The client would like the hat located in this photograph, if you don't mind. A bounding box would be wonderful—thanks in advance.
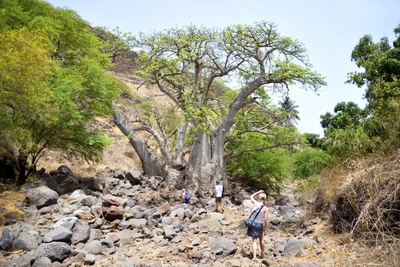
[216,180,220,185]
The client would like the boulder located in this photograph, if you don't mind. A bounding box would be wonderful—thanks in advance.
[0,227,13,251]
[125,168,142,184]
[26,186,58,208]
[11,231,38,252]
[71,219,90,245]
[34,242,71,262]
[102,194,125,221]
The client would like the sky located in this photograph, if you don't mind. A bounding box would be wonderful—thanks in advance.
[47,0,400,136]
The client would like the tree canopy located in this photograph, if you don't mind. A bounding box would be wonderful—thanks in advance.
[317,24,400,158]
[0,0,124,182]
[114,21,327,194]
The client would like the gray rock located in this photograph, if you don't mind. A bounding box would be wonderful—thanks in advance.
[209,237,237,256]
[26,186,58,208]
[5,252,33,267]
[69,189,86,200]
[161,216,174,225]
[58,165,74,176]
[171,207,185,219]
[34,242,71,262]
[84,253,96,265]
[163,228,177,241]
[11,231,38,252]
[152,210,162,219]
[282,238,316,258]
[125,168,142,184]
[32,256,52,267]
[83,240,103,255]
[71,219,90,245]
[3,212,18,225]
[54,216,78,231]
[0,227,13,251]
[105,177,120,187]
[44,226,72,242]
[124,218,147,229]
[275,195,291,206]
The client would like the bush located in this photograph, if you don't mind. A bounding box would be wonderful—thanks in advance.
[227,147,290,193]
[292,149,331,180]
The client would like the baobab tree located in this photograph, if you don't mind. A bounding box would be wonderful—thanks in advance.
[113,21,326,196]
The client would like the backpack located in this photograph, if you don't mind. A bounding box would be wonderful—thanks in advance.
[185,192,191,202]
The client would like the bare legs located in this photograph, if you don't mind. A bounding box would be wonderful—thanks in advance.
[216,200,220,212]
[215,197,224,212]
[259,235,265,258]
[251,236,265,259]
[251,237,257,259]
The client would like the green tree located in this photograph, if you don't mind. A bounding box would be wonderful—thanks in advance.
[114,21,326,195]
[319,101,377,157]
[91,26,136,63]
[0,0,124,182]
[346,24,400,151]
[320,101,367,131]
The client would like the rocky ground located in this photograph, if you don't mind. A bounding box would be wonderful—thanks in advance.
[0,163,389,267]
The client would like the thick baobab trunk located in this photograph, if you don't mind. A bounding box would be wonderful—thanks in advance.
[113,109,166,177]
[185,128,227,197]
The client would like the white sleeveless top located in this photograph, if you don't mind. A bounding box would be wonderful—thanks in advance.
[249,204,265,224]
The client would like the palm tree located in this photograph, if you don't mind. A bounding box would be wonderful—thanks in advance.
[278,96,300,126]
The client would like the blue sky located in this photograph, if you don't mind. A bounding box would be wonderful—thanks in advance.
[47,0,400,136]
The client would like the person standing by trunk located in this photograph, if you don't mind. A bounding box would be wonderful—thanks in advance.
[181,189,188,208]
[215,180,224,212]
[247,190,268,259]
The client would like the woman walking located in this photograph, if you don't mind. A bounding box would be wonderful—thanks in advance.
[247,190,268,259]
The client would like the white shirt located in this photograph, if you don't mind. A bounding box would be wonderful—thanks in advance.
[250,204,265,224]
[215,184,223,197]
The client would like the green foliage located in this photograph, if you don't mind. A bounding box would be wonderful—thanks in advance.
[91,26,136,65]
[226,131,294,193]
[0,0,124,180]
[227,147,290,193]
[134,21,326,133]
[320,101,367,130]
[321,24,400,157]
[0,27,53,144]
[303,133,325,149]
[291,148,331,180]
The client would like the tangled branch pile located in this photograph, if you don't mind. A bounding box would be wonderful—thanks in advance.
[331,155,400,242]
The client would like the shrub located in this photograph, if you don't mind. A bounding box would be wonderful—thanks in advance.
[292,148,331,180]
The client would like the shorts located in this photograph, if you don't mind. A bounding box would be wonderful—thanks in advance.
[215,197,222,203]
[247,222,264,238]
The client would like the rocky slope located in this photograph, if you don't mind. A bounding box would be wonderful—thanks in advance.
[0,163,387,267]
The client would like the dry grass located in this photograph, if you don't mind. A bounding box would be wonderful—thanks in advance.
[306,151,400,266]
[0,191,25,226]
